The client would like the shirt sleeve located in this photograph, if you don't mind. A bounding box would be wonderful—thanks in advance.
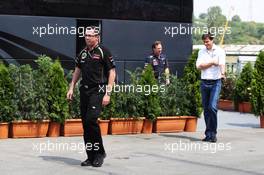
[218,49,226,66]
[102,47,116,72]
[144,56,151,68]
[165,58,169,69]
[196,50,203,69]
[75,52,81,68]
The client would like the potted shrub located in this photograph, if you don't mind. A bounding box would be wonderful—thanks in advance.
[109,86,144,135]
[234,62,253,113]
[157,76,190,133]
[9,64,49,138]
[136,65,161,133]
[182,49,202,132]
[251,51,264,128]
[33,56,57,136]
[107,68,145,135]
[0,63,14,139]
[126,69,145,133]
[47,60,70,136]
[218,73,236,111]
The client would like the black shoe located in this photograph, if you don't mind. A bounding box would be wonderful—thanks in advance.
[210,137,217,143]
[202,136,211,142]
[92,153,106,167]
[81,159,92,166]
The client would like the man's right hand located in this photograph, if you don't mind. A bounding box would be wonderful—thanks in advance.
[67,89,74,101]
[211,58,219,66]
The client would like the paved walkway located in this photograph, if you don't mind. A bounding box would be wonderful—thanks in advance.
[0,110,263,175]
[197,110,260,130]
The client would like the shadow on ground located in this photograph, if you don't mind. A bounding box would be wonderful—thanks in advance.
[227,123,259,128]
[39,156,80,166]
[159,134,202,142]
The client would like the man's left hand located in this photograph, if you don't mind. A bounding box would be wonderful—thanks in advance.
[221,73,226,80]
[166,79,170,85]
[102,95,110,106]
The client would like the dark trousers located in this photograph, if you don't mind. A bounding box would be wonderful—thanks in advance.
[201,79,221,138]
[80,86,105,161]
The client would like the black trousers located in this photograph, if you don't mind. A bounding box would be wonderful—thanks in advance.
[80,86,105,161]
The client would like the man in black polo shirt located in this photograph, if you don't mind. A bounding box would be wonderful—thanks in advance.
[145,41,170,84]
[67,26,116,167]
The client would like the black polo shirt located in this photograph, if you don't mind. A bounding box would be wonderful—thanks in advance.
[75,45,115,87]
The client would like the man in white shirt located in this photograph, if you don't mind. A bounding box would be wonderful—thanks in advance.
[196,33,226,142]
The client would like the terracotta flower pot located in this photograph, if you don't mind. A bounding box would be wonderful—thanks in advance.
[98,119,109,136]
[47,122,61,137]
[218,99,234,111]
[61,119,83,137]
[62,119,110,137]
[238,102,252,113]
[153,116,186,133]
[109,118,145,135]
[11,120,49,138]
[0,123,9,139]
[260,116,264,128]
[142,119,153,134]
[182,116,198,132]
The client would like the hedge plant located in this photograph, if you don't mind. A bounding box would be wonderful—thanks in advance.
[251,51,264,117]
[139,64,161,121]
[183,49,202,117]
[47,60,69,123]
[220,73,236,101]
[160,75,191,116]
[9,64,37,121]
[126,69,144,118]
[234,62,253,109]
[0,63,15,122]
[33,55,53,120]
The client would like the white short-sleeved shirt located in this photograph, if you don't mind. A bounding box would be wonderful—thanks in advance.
[196,44,226,80]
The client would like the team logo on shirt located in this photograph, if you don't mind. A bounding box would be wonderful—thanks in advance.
[153,59,159,66]
[92,54,101,60]
[81,52,87,59]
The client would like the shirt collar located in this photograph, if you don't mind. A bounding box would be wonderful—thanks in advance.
[206,44,216,52]
[152,53,162,59]
[212,44,217,50]
[86,44,99,52]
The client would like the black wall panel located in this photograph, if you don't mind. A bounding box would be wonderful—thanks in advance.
[0,0,193,23]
